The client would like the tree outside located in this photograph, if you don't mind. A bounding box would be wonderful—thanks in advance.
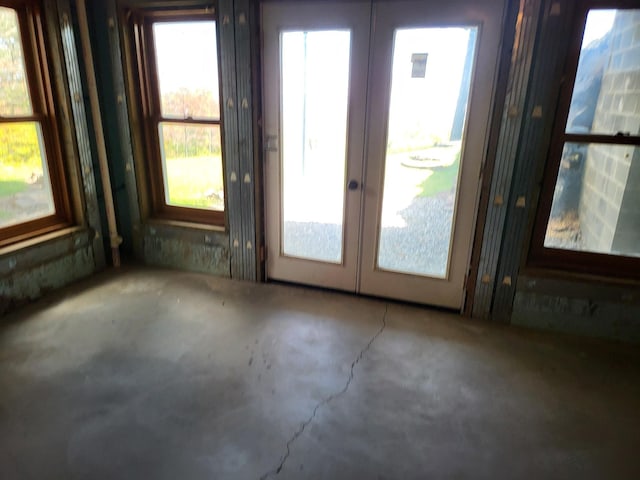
[1,7,54,227]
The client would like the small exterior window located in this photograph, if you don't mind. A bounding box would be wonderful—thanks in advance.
[530,5,640,277]
[0,1,70,247]
[132,9,225,226]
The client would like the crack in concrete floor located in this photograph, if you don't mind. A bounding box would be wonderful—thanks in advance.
[259,304,389,479]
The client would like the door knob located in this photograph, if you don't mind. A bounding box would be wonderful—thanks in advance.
[347,179,359,190]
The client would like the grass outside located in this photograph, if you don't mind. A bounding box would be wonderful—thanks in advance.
[417,155,460,197]
[164,155,224,210]
[0,180,28,197]
[0,162,38,198]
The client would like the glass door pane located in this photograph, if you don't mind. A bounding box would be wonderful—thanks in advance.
[280,30,351,263]
[377,27,477,278]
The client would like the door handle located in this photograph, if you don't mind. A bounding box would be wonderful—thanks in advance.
[347,179,359,190]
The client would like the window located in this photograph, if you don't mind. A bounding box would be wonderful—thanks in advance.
[530,4,640,277]
[0,1,70,247]
[132,8,225,225]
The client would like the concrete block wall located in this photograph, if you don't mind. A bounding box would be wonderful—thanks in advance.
[579,10,640,254]
[579,144,632,251]
[612,148,640,253]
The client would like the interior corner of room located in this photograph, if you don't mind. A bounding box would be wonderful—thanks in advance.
[1,1,640,477]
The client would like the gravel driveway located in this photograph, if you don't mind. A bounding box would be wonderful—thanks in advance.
[283,190,455,277]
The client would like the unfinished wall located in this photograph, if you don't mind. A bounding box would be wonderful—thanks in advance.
[0,230,96,315]
[512,275,640,343]
[91,0,256,279]
[507,2,640,343]
[0,0,104,316]
[471,0,640,342]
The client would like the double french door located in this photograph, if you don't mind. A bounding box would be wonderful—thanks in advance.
[262,0,505,309]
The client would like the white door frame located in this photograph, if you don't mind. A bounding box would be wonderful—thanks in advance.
[262,1,371,291]
[262,0,506,309]
[358,0,506,308]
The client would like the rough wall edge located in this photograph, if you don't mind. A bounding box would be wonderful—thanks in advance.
[234,0,258,281]
[492,0,576,322]
[512,290,640,344]
[517,273,640,302]
[219,0,243,279]
[0,245,95,317]
[472,0,544,319]
[0,228,91,276]
[56,0,106,269]
[105,0,144,259]
[142,235,230,277]
[143,223,228,247]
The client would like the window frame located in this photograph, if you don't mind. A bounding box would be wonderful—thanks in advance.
[528,0,640,279]
[0,0,71,247]
[131,7,226,227]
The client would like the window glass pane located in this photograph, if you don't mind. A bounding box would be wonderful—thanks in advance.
[158,122,223,211]
[153,21,220,120]
[0,7,33,116]
[566,9,640,135]
[280,30,351,263]
[545,142,640,257]
[377,27,477,278]
[0,122,55,227]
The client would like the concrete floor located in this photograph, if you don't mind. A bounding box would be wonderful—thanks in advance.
[1,268,639,479]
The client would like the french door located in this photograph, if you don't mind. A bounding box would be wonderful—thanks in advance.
[262,0,505,309]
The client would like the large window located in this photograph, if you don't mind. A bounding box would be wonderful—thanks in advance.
[530,4,640,277]
[0,1,70,247]
[132,9,225,226]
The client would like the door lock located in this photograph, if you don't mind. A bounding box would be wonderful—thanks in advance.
[347,179,359,190]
